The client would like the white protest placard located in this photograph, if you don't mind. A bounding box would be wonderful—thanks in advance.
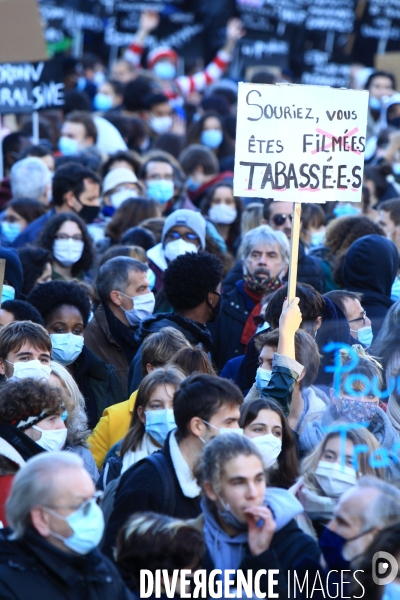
[234,83,369,203]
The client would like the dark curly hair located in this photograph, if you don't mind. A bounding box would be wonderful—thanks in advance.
[34,212,94,276]
[26,280,91,327]
[0,378,65,425]
[17,247,51,296]
[163,252,223,311]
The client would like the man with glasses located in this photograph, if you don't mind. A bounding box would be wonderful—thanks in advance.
[324,290,373,347]
[147,208,206,293]
[263,199,324,292]
[0,453,131,599]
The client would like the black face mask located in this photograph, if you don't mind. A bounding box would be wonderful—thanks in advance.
[388,117,400,130]
[77,203,99,225]
[207,290,221,323]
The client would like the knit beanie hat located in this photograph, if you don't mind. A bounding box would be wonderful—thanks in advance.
[162,209,206,250]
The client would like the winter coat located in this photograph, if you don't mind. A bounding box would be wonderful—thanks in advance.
[208,282,256,371]
[222,242,325,295]
[199,488,320,599]
[102,431,201,560]
[342,234,398,337]
[70,345,124,430]
[0,528,132,600]
[84,305,135,396]
[128,313,213,394]
[88,391,137,468]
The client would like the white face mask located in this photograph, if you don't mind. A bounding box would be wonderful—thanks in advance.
[53,239,84,268]
[150,115,173,135]
[251,434,282,468]
[110,188,137,209]
[315,460,358,498]
[164,239,198,262]
[7,360,51,382]
[120,291,155,325]
[208,204,237,225]
[31,425,68,452]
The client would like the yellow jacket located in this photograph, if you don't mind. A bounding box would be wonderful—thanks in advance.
[88,390,137,468]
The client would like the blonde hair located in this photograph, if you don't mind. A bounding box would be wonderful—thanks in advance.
[301,428,385,495]
[50,361,90,446]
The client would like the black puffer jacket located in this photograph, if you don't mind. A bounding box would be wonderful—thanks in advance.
[70,346,124,430]
[223,242,325,294]
[0,528,132,600]
[342,234,398,337]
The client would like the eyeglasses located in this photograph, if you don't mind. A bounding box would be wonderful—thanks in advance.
[165,231,200,244]
[46,490,103,515]
[272,214,293,227]
[55,234,83,242]
[348,311,367,326]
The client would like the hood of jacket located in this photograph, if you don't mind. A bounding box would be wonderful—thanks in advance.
[134,312,213,352]
[342,234,398,297]
[201,487,304,573]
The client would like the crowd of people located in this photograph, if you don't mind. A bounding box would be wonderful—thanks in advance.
[1,8,400,600]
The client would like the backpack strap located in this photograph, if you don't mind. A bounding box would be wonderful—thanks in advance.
[145,452,175,515]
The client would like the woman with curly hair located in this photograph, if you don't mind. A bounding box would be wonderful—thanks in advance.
[34,212,94,282]
[309,215,385,291]
[48,361,98,482]
[0,378,66,524]
[27,280,124,429]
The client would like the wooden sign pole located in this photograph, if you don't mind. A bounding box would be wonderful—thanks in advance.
[287,203,302,303]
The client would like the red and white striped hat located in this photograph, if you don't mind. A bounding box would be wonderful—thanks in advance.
[147,47,178,69]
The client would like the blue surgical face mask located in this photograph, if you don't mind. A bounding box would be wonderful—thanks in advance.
[310,230,326,247]
[50,332,84,366]
[147,268,156,291]
[145,408,176,445]
[110,188,137,209]
[2,221,21,243]
[200,129,223,149]
[2,284,15,304]
[45,498,104,555]
[58,136,79,156]
[333,203,361,218]
[146,179,174,204]
[356,325,373,347]
[153,61,176,80]
[392,163,400,176]
[255,366,272,391]
[120,291,155,325]
[369,96,382,111]
[76,77,86,91]
[93,92,113,112]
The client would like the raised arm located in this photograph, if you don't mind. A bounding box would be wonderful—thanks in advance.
[124,11,160,66]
